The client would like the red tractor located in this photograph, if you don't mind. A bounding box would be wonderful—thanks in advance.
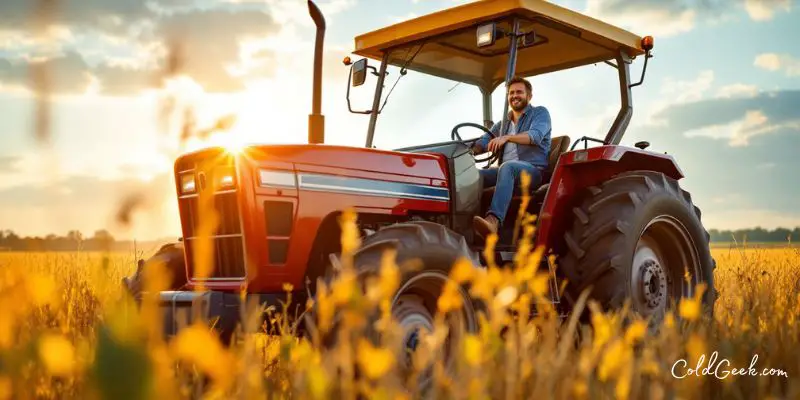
[126,0,716,347]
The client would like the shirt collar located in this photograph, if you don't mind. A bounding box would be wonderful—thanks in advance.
[507,103,534,121]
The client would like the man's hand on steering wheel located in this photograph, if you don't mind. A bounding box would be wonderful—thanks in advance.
[451,122,499,164]
[487,136,509,153]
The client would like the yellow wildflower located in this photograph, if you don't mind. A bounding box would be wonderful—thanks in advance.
[679,297,701,321]
[450,257,475,284]
[463,334,483,366]
[357,339,394,380]
[624,320,648,344]
[686,334,706,369]
[0,376,11,400]
[171,323,234,387]
[437,280,463,313]
[306,365,329,400]
[39,334,76,377]
[531,273,550,298]
[572,381,588,398]
[679,283,707,322]
[378,253,400,298]
[598,339,629,381]
[493,285,518,309]
[27,274,57,307]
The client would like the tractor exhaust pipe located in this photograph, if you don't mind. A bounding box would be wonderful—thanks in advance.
[307,0,325,144]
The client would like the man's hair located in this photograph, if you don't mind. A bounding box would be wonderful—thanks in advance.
[506,76,532,94]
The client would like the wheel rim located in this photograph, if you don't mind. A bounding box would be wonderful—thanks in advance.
[391,270,476,385]
[631,215,700,324]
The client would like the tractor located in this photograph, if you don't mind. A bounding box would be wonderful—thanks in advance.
[125,0,716,354]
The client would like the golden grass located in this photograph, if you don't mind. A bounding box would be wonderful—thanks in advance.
[1,237,799,399]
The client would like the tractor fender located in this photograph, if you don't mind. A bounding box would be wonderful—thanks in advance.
[535,145,684,254]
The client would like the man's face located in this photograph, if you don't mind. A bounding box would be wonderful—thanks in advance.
[507,82,531,112]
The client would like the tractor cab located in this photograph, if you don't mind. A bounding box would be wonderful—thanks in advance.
[343,0,653,246]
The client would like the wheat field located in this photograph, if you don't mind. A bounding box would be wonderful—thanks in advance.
[0,221,799,400]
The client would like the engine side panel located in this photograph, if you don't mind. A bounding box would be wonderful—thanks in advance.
[177,145,454,293]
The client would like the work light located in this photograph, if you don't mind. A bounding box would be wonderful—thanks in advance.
[477,23,496,47]
[180,174,196,194]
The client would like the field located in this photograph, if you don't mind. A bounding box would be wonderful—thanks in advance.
[1,228,799,399]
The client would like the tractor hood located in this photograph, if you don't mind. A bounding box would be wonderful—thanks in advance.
[249,144,448,183]
[174,144,450,186]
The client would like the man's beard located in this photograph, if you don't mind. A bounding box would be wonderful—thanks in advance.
[510,97,527,111]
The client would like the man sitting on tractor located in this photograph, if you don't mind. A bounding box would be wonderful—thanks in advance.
[471,76,552,238]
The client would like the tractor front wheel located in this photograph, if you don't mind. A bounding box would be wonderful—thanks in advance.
[305,221,484,390]
[559,171,716,326]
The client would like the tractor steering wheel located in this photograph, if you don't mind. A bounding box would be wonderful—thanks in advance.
[451,122,498,164]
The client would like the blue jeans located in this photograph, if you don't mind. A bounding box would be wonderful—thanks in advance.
[479,160,544,224]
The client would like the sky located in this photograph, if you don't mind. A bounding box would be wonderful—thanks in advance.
[0,0,798,240]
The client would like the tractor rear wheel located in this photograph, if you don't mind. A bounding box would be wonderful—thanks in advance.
[305,221,484,390]
[559,171,716,326]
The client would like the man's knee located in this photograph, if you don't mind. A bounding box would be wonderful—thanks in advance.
[498,160,527,178]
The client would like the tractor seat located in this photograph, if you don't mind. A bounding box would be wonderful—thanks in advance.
[481,135,571,199]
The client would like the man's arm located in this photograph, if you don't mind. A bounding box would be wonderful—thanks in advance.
[517,107,551,146]
[472,122,500,154]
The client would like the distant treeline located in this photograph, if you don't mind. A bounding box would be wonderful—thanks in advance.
[0,229,173,253]
[709,227,800,244]
[1,227,799,252]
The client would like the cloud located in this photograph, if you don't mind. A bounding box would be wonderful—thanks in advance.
[715,83,760,98]
[583,0,794,37]
[0,5,285,95]
[0,0,155,38]
[683,109,800,147]
[0,51,92,94]
[155,8,281,92]
[0,156,19,173]
[754,53,800,76]
[744,0,793,21]
[652,89,800,145]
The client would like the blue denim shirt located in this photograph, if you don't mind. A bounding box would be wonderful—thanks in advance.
[476,104,552,168]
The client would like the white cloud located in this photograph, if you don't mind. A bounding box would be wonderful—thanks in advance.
[583,0,793,37]
[390,12,419,23]
[645,70,714,127]
[744,0,793,21]
[754,53,800,76]
[661,70,715,103]
[715,83,759,99]
[584,0,697,37]
[683,109,800,147]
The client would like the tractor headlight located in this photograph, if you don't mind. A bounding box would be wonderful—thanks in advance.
[216,167,236,190]
[258,169,297,189]
[180,173,196,194]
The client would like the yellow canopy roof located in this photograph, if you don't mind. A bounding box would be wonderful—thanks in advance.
[352,0,648,89]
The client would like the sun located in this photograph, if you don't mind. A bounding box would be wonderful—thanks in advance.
[219,134,248,154]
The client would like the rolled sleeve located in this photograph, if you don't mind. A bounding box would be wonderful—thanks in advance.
[523,107,551,146]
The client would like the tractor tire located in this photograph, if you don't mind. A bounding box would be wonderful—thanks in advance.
[304,221,484,390]
[558,171,716,326]
[123,242,187,300]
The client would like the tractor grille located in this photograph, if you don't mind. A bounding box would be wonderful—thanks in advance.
[177,151,246,280]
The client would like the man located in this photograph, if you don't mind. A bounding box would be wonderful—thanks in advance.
[471,76,551,238]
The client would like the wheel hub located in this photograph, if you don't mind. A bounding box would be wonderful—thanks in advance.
[393,296,435,365]
[639,259,666,309]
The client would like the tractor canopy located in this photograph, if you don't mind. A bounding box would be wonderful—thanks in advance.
[352,0,648,91]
